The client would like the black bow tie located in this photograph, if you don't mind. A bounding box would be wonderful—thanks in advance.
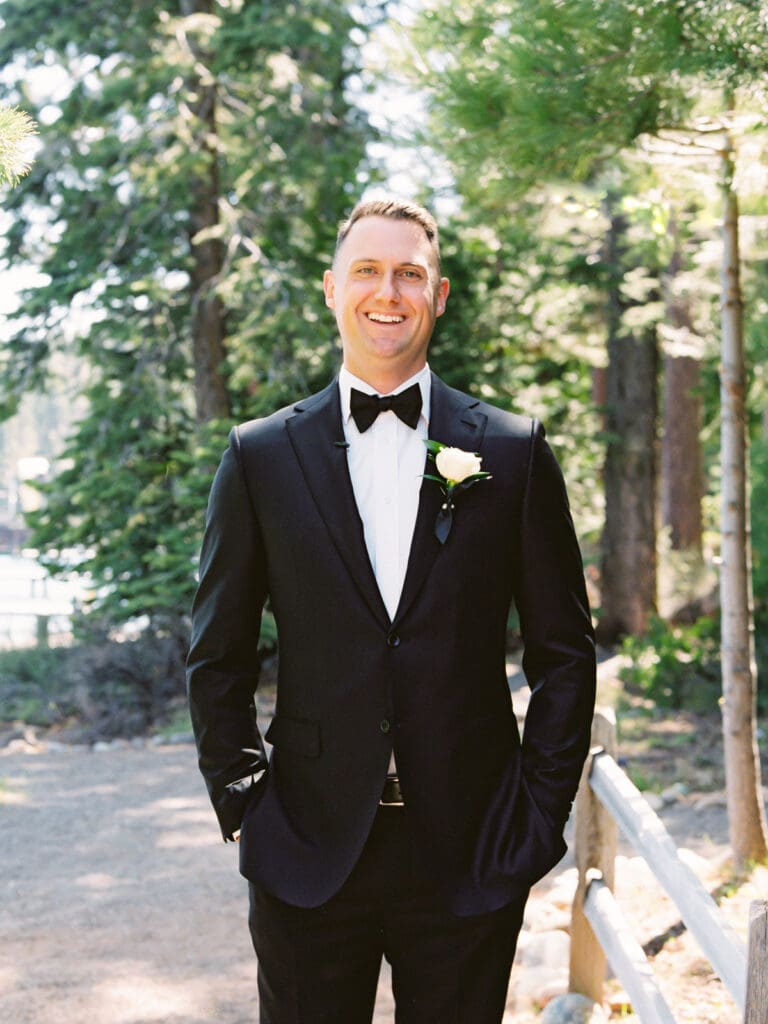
[349,383,423,433]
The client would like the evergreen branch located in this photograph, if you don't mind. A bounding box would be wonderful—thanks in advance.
[0,105,37,187]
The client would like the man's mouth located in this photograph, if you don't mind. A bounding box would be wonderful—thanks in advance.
[366,312,406,324]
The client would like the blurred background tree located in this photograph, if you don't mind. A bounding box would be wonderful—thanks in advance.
[0,0,382,654]
[396,0,768,862]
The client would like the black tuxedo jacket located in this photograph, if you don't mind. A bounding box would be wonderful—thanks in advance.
[187,373,596,916]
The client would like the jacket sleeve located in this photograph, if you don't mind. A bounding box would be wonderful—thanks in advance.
[514,420,596,833]
[186,427,269,840]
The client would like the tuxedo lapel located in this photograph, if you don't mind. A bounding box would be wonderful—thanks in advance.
[391,374,488,628]
[285,381,390,628]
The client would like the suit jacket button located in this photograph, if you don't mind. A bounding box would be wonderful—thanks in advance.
[380,719,391,734]
[386,632,401,648]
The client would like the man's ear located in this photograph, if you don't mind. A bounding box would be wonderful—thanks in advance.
[435,276,450,318]
[323,269,336,310]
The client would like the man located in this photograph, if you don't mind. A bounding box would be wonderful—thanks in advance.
[187,197,596,1023]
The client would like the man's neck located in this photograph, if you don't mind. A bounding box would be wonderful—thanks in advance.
[342,361,428,396]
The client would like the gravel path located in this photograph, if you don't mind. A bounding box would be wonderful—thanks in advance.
[2,740,267,1024]
[0,738,410,1023]
[0,719,738,1024]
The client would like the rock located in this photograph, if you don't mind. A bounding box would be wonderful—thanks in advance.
[148,731,194,746]
[512,929,571,1009]
[512,963,570,1010]
[546,867,579,910]
[694,790,727,811]
[1,723,40,751]
[615,854,655,888]
[164,731,194,745]
[5,726,43,753]
[0,725,25,749]
[91,738,134,752]
[660,781,687,805]
[525,902,572,934]
[518,928,570,969]
[540,992,609,1023]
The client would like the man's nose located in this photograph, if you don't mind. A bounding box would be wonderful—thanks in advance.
[375,270,400,301]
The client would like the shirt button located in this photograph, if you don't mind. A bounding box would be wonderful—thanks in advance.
[386,633,401,648]
[380,719,391,734]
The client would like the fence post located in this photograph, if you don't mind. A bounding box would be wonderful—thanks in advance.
[569,706,618,1003]
[36,613,49,648]
[744,900,768,1023]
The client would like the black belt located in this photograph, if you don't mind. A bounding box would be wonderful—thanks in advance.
[380,775,404,806]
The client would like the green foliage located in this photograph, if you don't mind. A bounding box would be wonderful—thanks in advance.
[0,0,380,638]
[0,632,186,736]
[26,361,206,631]
[400,0,768,617]
[407,0,768,203]
[0,647,76,725]
[620,614,721,711]
[752,434,768,614]
[751,433,768,703]
[428,196,606,536]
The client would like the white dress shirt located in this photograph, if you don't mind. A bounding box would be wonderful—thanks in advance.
[338,364,431,622]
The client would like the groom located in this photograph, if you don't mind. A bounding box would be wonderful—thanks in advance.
[187,197,596,1023]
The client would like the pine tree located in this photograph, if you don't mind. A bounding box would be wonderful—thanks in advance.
[402,0,768,863]
[0,0,379,638]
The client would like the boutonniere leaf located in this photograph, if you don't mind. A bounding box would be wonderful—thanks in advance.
[423,440,491,544]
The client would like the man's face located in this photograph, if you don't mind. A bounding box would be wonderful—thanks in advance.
[323,215,450,389]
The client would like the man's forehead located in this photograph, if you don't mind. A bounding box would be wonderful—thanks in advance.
[336,215,436,266]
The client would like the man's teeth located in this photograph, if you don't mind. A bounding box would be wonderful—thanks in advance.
[367,313,405,323]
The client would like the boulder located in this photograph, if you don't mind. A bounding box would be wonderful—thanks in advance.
[540,992,608,1023]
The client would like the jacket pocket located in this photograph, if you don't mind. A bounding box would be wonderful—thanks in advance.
[264,715,321,758]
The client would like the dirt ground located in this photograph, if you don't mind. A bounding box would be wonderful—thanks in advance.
[0,713,763,1023]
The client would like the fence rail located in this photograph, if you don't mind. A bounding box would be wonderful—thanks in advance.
[569,707,766,1023]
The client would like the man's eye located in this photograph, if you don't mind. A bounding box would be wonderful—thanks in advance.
[401,270,421,280]
[357,266,375,275]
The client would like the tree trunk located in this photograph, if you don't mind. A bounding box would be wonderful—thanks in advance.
[718,136,768,866]
[597,202,658,643]
[661,219,704,555]
[183,0,230,424]
[662,355,703,550]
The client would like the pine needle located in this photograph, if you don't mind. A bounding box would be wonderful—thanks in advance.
[0,105,38,187]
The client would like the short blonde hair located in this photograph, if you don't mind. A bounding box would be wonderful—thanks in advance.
[334,197,441,272]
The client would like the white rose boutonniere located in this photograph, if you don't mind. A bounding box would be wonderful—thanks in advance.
[424,439,491,544]
[435,447,483,484]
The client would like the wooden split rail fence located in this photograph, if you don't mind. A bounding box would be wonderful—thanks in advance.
[569,707,767,1022]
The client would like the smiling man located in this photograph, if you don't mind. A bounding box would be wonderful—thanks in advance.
[323,210,449,392]
[187,197,596,1024]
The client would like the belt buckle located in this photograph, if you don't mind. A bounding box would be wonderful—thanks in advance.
[379,775,404,806]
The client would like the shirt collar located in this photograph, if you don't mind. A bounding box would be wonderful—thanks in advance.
[338,364,431,427]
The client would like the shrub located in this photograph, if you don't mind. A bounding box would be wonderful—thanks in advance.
[0,632,186,738]
[620,614,721,712]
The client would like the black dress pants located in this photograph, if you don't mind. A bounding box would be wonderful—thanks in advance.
[248,805,527,1024]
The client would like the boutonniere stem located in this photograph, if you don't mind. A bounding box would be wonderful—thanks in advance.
[423,440,491,544]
